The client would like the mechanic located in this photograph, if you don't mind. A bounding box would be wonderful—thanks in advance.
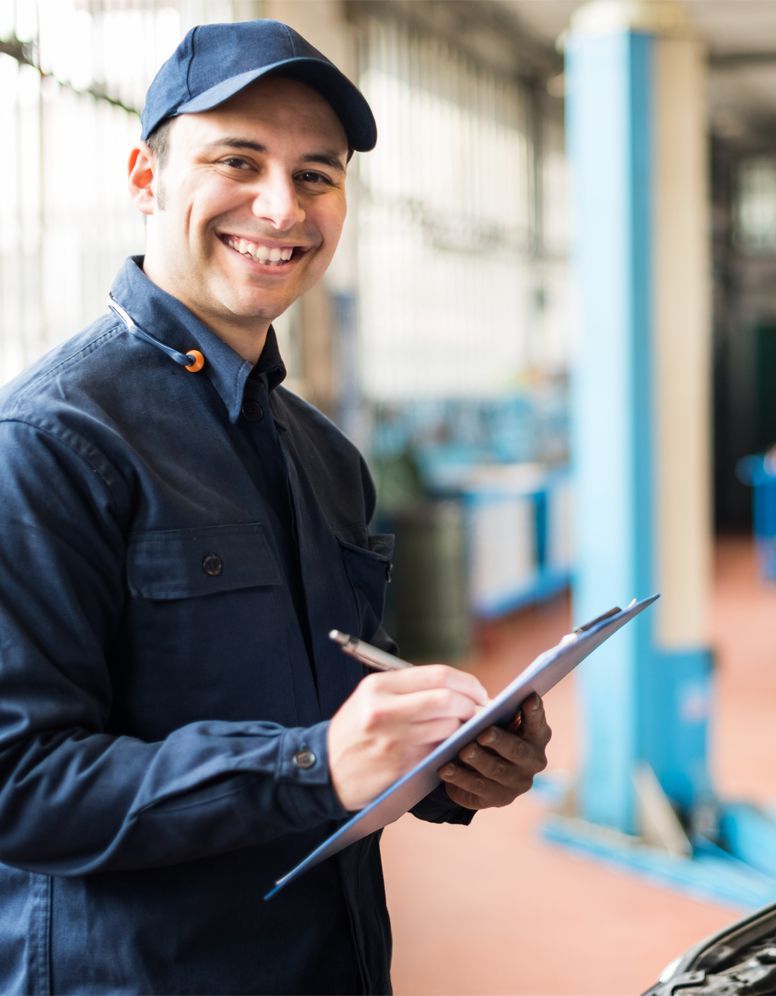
[0,19,551,994]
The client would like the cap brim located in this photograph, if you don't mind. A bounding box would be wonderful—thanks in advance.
[174,56,377,151]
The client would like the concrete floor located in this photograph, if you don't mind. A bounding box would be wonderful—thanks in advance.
[380,536,776,995]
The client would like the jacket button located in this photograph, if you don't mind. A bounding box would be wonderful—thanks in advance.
[293,748,317,770]
[241,400,264,421]
[202,553,223,577]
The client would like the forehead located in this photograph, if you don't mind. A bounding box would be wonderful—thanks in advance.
[169,75,349,156]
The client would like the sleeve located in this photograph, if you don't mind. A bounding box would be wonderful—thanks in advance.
[411,786,476,826]
[0,419,348,877]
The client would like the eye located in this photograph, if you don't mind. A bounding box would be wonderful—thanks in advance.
[219,156,254,172]
[297,170,333,187]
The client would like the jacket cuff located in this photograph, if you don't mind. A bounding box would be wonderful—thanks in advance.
[275,721,350,824]
[410,782,476,825]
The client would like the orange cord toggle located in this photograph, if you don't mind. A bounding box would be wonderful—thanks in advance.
[185,350,205,373]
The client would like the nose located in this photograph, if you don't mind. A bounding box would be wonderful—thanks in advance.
[251,168,305,231]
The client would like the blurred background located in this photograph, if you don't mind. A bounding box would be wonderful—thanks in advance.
[2,0,776,992]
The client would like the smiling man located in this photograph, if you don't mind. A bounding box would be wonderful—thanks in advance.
[0,19,551,996]
[134,76,349,361]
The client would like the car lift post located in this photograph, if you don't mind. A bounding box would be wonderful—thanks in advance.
[545,0,776,910]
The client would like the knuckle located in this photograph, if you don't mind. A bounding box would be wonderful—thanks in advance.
[361,701,388,732]
[493,759,509,781]
[461,745,479,765]
[439,687,455,708]
[513,775,533,798]
[368,673,391,692]
[438,688,460,713]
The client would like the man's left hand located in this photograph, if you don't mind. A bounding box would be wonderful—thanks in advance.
[437,693,551,810]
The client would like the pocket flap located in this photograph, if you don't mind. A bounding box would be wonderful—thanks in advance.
[127,523,281,599]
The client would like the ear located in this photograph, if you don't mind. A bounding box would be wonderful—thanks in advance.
[128,143,160,216]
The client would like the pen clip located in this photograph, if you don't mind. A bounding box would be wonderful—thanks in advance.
[574,606,621,634]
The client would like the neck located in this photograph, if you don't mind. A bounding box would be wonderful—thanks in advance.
[204,321,270,365]
[141,256,270,364]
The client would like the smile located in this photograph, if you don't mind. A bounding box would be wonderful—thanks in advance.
[220,234,298,265]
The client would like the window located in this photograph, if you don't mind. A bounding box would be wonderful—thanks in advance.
[735,157,776,254]
[0,0,250,382]
[355,6,571,401]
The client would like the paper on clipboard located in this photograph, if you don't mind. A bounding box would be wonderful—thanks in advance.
[265,592,660,899]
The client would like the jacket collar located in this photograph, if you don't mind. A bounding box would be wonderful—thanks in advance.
[109,256,287,422]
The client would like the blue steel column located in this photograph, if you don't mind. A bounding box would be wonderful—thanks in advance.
[565,3,712,834]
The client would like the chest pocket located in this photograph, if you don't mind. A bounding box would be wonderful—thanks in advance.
[127,523,281,599]
[120,523,294,737]
[338,533,394,640]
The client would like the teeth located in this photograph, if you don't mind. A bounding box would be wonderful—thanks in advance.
[225,236,294,264]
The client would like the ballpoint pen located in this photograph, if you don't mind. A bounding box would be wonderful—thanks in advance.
[328,630,414,671]
[328,629,529,735]
[328,629,524,729]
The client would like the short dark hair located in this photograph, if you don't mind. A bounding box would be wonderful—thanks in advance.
[145,118,173,166]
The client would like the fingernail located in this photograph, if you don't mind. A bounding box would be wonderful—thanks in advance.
[479,730,496,746]
[439,765,456,778]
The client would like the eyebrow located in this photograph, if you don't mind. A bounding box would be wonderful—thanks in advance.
[203,137,347,173]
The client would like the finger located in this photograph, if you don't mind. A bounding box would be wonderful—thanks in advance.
[473,727,550,781]
[437,764,516,810]
[411,715,473,746]
[477,706,551,757]
[445,784,514,810]
[381,691,480,734]
[369,665,488,706]
[364,683,486,726]
[442,783,506,811]
[407,686,484,723]
[463,730,548,787]
[517,694,552,745]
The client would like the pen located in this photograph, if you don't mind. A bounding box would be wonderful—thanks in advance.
[328,630,414,671]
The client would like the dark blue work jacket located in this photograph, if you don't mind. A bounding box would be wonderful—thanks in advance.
[0,258,470,995]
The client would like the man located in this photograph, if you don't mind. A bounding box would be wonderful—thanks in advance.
[0,19,551,995]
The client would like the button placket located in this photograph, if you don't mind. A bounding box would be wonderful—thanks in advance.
[241,398,264,422]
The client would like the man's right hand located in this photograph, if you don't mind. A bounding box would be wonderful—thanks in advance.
[327,665,489,812]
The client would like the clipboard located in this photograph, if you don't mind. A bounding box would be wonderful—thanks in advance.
[265,592,659,899]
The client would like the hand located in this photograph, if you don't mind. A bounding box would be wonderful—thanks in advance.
[437,693,551,810]
[328,665,489,812]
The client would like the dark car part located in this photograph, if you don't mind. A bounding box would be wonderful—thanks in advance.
[641,902,776,994]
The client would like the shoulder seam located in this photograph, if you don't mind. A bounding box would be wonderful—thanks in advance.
[3,322,123,412]
[0,415,117,492]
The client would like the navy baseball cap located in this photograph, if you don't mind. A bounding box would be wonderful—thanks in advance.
[140,19,377,152]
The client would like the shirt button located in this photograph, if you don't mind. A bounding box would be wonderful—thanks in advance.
[202,553,223,577]
[241,399,264,421]
[293,748,317,770]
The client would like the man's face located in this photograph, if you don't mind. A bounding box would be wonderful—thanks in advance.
[134,75,349,358]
